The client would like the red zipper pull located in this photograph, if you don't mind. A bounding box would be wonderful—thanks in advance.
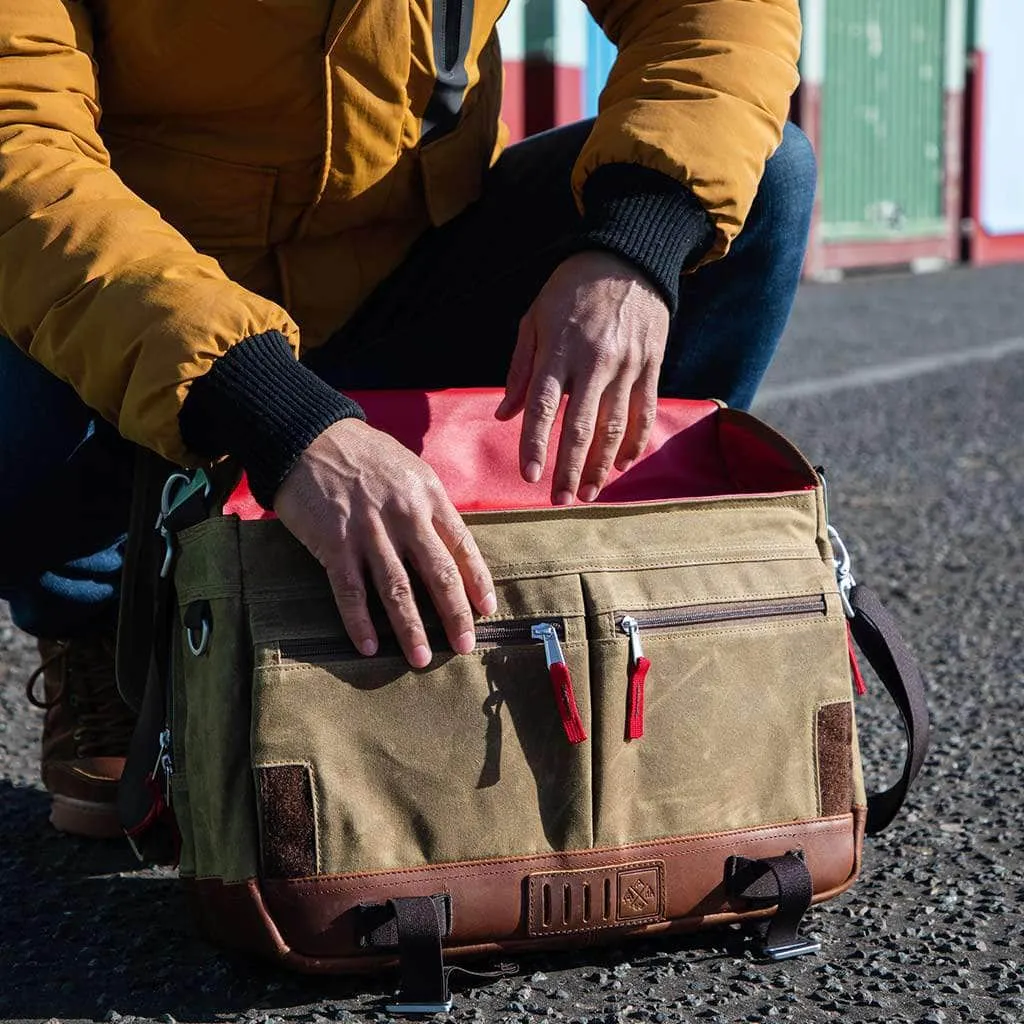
[846,623,867,696]
[620,616,650,739]
[532,623,587,744]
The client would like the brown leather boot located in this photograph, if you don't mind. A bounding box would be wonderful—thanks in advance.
[26,635,136,838]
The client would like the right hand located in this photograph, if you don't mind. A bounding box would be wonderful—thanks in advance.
[274,419,497,668]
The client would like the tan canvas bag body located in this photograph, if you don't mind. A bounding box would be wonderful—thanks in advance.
[117,394,928,1010]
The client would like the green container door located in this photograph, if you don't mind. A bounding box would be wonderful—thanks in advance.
[819,0,948,242]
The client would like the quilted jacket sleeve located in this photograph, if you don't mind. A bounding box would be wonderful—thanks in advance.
[0,0,299,464]
[578,0,802,264]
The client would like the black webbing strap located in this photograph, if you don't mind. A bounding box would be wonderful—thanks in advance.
[361,895,516,1012]
[365,896,452,1013]
[725,852,820,960]
[849,584,931,834]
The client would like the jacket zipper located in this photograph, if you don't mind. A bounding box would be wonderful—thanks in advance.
[277,619,586,746]
[617,595,828,741]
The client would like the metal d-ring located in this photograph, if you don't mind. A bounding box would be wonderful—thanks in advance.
[186,615,211,657]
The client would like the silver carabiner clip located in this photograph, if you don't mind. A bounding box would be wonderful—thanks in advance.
[827,524,857,619]
[155,473,192,579]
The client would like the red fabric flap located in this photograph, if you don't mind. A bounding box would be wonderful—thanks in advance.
[222,388,807,519]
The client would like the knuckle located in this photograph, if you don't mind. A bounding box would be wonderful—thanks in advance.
[527,391,560,423]
[565,421,593,447]
[635,406,656,433]
[449,524,478,560]
[330,571,367,608]
[599,419,627,443]
[431,558,462,593]
[380,572,414,607]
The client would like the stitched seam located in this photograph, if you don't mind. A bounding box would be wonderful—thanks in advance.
[583,585,835,618]
[272,821,852,887]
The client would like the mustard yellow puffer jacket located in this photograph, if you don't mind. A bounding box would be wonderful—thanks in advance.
[0,0,800,464]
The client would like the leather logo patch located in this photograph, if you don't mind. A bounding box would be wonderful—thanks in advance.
[617,868,662,920]
[526,861,665,936]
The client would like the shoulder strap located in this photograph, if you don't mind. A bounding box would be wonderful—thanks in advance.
[849,584,931,835]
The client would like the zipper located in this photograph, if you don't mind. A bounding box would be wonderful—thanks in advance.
[440,0,461,73]
[531,623,587,745]
[277,619,566,662]
[153,727,173,805]
[276,618,586,745]
[617,595,828,740]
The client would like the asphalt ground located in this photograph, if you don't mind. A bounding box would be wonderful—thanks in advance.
[2,262,1023,1024]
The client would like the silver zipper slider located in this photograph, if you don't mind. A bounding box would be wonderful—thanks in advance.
[531,622,565,667]
[619,616,645,664]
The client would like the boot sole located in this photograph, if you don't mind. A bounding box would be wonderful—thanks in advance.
[50,794,123,840]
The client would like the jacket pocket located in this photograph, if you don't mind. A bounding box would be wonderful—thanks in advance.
[104,133,278,250]
[583,562,856,847]
[249,586,593,877]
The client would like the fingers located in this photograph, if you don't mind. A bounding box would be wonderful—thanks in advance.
[495,312,537,422]
[407,529,482,658]
[519,369,565,486]
[329,501,496,669]
[578,373,633,501]
[365,521,434,669]
[325,556,379,659]
[433,502,498,618]
[616,363,659,471]
[551,380,604,505]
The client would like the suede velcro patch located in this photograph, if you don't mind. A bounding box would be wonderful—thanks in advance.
[257,764,317,878]
[816,702,854,818]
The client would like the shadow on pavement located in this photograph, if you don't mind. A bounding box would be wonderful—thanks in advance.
[0,779,756,1021]
[0,781,382,1021]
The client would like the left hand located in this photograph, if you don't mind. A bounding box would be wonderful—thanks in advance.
[495,250,670,504]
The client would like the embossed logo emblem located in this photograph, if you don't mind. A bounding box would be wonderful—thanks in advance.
[617,868,662,921]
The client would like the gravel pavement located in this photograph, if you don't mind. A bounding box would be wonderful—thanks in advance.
[2,264,1023,1024]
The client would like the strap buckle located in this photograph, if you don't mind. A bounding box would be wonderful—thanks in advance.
[762,936,822,961]
[725,851,820,961]
[384,999,454,1015]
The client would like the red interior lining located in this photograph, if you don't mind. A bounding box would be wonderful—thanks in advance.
[223,388,814,520]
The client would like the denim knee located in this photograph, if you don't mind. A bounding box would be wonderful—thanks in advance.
[754,122,817,242]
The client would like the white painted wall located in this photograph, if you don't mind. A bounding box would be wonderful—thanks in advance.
[978,0,1024,235]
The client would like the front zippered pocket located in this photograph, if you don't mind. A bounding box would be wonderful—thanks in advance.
[277,618,586,745]
[616,595,828,740]
[277,618,566,662]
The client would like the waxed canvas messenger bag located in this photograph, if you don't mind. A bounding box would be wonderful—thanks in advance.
[117,390,928,1010]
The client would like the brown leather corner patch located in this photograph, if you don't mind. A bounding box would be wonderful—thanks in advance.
[257,764,317,879]
[817,701,854,818]
[527,861,665,936]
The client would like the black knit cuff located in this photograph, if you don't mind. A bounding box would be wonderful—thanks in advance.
[576,163,715,315]
[179,330,365,509]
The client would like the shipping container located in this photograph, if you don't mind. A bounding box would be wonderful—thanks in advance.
[498,0,527,143]
[964,0,1024,263]
[798,0,967,278]
[522,0,587,136]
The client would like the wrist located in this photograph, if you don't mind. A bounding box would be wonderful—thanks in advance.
[179,331,366,509]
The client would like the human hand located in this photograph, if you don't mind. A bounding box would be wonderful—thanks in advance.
[495,250,669,504]
[274,419,497,668]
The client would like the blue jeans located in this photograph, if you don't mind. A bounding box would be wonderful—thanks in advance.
[0,122,815,639]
